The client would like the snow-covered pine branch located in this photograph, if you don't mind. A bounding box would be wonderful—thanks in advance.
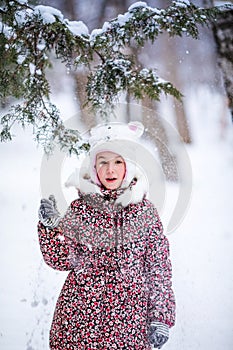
[90,0,219,50]
[87,60,182,113]
[0,0,90,153]
[0,0,227,154]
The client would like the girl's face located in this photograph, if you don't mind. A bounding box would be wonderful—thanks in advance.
[95,151,126,190]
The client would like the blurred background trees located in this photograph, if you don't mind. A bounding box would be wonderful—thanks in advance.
[39,0,231,130]
[0,0,232,180]
[36,0,232,179]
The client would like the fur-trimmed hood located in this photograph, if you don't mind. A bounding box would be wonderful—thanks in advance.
[65,156,149,207]
[65,121,156,207]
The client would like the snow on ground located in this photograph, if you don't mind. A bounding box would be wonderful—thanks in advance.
[0,86,232,349]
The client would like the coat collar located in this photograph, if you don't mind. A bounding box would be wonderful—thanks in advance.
[77,176,146,208]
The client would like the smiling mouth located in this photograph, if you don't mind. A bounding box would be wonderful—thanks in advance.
[106,178,117,182]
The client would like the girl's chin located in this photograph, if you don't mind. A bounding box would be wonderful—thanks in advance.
[105,179,117,185]
[105,185,119,190]
[104,181,121,190]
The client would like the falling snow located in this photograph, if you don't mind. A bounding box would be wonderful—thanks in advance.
[0,84,232,350]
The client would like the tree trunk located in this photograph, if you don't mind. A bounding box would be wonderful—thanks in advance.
[63,0,97,129]
[212,8,233,121]
[141,97,178,182]
[75,69,96,129]
[129,40,178,181]
[152,0,192,143]
[164,36,192,144]
[173,99,191,144]
[63,0,77,20]
[75,0,129,129]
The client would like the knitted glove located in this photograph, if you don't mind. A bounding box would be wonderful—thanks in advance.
[38,195,61,228]
[148,322,169,349]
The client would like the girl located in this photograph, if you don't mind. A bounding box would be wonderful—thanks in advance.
[38,121,176,349]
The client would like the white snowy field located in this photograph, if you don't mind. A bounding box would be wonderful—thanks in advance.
[0,86,232,350]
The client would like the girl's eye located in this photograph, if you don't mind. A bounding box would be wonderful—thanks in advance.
[115,160,123,164]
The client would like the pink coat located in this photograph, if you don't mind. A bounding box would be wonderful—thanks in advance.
[38,189,175,349]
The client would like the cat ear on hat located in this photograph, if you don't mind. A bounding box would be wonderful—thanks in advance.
[128,121,144,138]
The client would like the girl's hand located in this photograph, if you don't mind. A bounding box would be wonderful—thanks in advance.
[38,195,61,228]
[148,322,169,349]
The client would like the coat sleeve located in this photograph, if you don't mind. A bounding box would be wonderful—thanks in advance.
[144,202,176,328]
[38,200,82,271]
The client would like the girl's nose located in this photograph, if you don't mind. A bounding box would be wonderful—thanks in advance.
[107,161,114,172]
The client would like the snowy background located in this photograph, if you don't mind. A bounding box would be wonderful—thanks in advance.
[1,0,233,348]
[0,83,233,350]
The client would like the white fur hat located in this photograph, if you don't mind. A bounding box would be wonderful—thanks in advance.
[65,121,154,207]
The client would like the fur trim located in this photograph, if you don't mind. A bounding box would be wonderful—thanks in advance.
[64,157,101,196]
[115,164,149,207]
[65,121,154,206]
[65,157,149,207]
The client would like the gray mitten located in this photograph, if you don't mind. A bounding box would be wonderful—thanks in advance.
[38,195,61,228]
[148,322,169,349]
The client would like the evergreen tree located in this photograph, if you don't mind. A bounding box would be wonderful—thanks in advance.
[0,0,228,154]
[213,6,233,121]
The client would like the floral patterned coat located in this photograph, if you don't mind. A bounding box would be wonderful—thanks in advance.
[38,189,175,350]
